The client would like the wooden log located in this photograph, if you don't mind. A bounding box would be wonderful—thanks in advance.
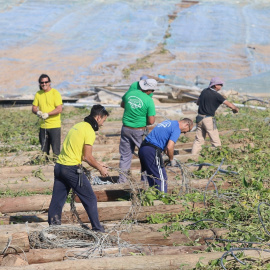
[0,232,29,254]
[0,195,51,213]
[0,245,206,265]
[119,228,228,245]
[21,249,67,264]
[0,165,53,178]
[67,201,204,223]
[4,249,270,270]
[0,179,54,193]
[0,223,47,234]
[0,188,129,213]
[0,174,229,212]
[146,244,206,255]
[0,169,221,193]
[0,221,193,235]
[0,201,203,224]
[0,165,54,193]
[1,254,28,266]
[106,154,199,167]
[5,250,270,270]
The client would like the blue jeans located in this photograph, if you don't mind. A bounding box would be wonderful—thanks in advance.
[48,163,104,232]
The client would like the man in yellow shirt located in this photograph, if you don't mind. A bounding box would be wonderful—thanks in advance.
[32,74,63,158]
[48,105,109,232]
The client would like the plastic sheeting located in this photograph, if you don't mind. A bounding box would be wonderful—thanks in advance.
[0,0,176,96]
[0,0,270,96]
[224,71,270,94]
[164,1,270,88]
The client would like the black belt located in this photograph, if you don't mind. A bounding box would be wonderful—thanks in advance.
[196,115,217,129]
[196,114,213,123]
[141,140,164,168]
[141,140,162,152]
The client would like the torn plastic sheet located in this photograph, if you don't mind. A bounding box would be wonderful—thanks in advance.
[0,0,270,97]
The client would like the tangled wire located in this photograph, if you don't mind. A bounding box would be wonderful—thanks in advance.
[29,225,144,259]
[27,156,270,268]
[28,159,193,259]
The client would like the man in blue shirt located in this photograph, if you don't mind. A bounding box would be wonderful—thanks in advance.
[139,118,193,193]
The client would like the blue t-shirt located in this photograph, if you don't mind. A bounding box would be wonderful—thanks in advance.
[145,120,181,150]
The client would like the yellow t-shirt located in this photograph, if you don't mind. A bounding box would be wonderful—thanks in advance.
[32,88,62,129]
[57,122,96,166]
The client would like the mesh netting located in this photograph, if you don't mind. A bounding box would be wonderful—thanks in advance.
[28,159,193,259]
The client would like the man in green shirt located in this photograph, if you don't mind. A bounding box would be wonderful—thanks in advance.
[118,78,157,183]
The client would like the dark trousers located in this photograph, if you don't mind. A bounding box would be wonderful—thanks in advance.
[139,145,168,193]
[48,163,104,232]
[39,128,61,156]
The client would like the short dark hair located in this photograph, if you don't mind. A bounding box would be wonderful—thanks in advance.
[181,118,193,130]
[38,74,51,90]
[38,74,51,83]
[90,105,109,118]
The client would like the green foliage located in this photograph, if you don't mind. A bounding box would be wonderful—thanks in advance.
[32,168,49,182]
[0,189,52,198]
[139,187,180,206]
[61,107,90,120]
[1,105,270,269]
[0,106,92,158]
[107,117,122,122]
[0,108,40,154]
[179,135,189,143]
[139,108,270,268]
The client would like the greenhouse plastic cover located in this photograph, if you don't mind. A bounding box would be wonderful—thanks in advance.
[0,0,270,96]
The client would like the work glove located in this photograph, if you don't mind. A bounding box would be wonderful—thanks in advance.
[41,112,49,120]
[169,159,176,167]
[232,108,239,114]
[37,111,43,118]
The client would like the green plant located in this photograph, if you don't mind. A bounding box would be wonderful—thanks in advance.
[32,168,49,182]
[179,135,189,143]
[139,187,180,206]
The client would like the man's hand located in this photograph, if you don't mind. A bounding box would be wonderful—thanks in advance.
[169,159,176,167]
[41,112,49,120]
[99,166,109,177]
[232,107,239,114]
[37,111,43,117]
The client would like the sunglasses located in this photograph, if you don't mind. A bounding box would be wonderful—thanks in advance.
[40,81,50,85]
[99,106,107,114]
[186,122,192,132]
